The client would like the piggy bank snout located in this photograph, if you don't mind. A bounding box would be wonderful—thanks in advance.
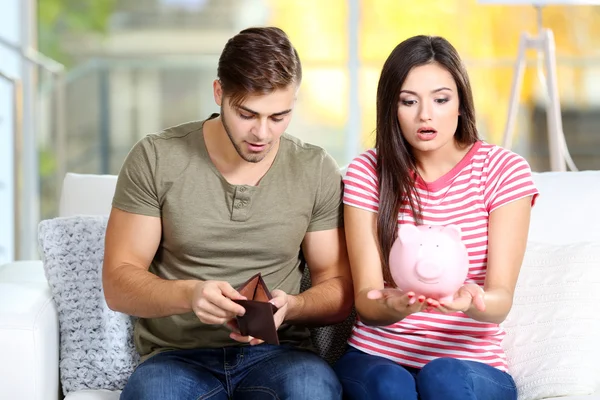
[415,260,443,282]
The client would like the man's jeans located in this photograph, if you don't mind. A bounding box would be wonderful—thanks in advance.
[120,344,342,400]
[333,346,517,400]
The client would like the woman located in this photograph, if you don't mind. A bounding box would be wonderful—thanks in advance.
[333,35,538,399]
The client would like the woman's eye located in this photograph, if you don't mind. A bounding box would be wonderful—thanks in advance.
[435,98,449,104]
[401,100,416,106]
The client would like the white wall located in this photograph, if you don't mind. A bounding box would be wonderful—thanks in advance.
[0,0,38,264]
[0,0,21,264]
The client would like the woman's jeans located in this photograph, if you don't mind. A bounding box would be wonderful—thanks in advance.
[333,346,517,400]
[120,344,342,400]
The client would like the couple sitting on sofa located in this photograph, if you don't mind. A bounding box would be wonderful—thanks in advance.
[104,26,538,400]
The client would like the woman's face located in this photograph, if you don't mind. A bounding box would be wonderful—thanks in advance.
[397,62,461,157]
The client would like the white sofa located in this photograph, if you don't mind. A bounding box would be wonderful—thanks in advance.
[1,171,599,400]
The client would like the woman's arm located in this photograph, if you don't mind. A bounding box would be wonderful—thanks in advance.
[432,196,534,323]
[345,205,427,326]
[466,195,533,323]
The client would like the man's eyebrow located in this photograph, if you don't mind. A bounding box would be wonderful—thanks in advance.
[271,109,292,117]
[400,87,453,95]
[238,105,292,117]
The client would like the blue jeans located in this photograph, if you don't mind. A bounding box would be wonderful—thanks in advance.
[333,347,517,400]
[120,344,341,400]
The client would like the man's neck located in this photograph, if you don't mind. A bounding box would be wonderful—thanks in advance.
[203,117,280,186]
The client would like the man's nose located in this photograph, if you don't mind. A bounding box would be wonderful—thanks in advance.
[253,119,269,140]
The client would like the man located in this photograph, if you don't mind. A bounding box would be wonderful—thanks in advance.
[102,26,353,400]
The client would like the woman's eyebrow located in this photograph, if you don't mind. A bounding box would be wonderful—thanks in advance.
[400,87,453,95]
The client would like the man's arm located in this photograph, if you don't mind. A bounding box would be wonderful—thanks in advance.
[103,207,195,317]
[283,227,354,326]
[103,207,245,321]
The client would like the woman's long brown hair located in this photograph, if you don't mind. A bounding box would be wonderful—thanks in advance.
[375,35,480,284]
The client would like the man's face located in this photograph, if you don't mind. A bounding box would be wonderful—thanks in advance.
[214,81,298,163]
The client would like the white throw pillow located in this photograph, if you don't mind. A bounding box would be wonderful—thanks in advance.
[502,242,600,400]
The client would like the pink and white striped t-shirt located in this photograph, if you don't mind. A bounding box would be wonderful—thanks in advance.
[342,141,539,371]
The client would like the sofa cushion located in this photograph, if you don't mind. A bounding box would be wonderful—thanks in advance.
[59,173,117,217]
[529,171,600,245]
[38,216,139,395]
[501,241,600,400]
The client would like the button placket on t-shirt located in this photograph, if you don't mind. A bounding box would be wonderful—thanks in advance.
[231,185,253,221]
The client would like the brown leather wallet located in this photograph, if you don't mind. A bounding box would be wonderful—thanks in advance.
[233,273,280,345]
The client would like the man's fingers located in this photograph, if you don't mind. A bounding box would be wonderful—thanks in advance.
[269,289,286,309]
[225,320,240,333]
[227,320,264,345]
[218,282,247,301]
[208,293,246,317]
[229,332,255,343]
[196,311,228,325]
[197,300,238,319]
[194,282,246,318]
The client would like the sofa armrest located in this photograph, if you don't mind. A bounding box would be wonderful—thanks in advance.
[0,261,59,400]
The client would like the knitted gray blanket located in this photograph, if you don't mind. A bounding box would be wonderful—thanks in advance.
[38,216,138,394]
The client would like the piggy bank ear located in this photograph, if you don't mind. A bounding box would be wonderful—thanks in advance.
[398,224,420,243]
[441,224,462,241]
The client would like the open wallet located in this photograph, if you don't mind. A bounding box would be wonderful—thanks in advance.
[233,273,280,345]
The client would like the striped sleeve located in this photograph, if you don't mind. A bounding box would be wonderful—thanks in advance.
[342,149,380,213]
[483,148,539,213]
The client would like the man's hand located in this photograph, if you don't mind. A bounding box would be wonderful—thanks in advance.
[426,283,486,314]
[366,288,428,318]
[191,281,247,325]
[228,289,291,346]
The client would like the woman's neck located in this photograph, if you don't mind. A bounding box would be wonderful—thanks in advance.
[414,140,475,183]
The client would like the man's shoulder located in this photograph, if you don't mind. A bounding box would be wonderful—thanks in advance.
[281,133,327,154]
[131,120,204,163]
[280,133,335,168]
[275,134,342,192]
[145,120,204,144]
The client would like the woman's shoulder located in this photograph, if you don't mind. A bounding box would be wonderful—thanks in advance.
[345,148,378,173]
[350,148,378,164]
[475,142,532,170]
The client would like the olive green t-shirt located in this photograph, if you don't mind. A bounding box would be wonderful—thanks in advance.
[112,115,344,360]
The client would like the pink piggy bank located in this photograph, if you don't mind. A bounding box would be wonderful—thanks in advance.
[389,224,469,303]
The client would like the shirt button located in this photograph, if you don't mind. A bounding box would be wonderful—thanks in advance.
[235,201,242,209]
[239,186,246,192]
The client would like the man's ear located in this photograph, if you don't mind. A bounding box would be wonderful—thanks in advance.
[213,79,223,106]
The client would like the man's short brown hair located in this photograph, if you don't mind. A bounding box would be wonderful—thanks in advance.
[217,27,302,108]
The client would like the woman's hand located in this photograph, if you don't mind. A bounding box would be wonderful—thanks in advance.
[367,288,428,316]
[426,283,486,314]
